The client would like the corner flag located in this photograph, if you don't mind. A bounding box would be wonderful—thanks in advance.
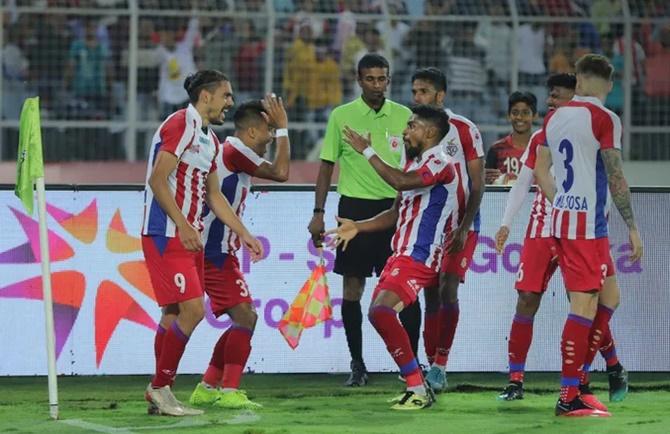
[278,259,333,349]
[14,97,59,420]
[15,97,44,215]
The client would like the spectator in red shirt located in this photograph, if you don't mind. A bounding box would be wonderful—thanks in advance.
[485,91,538,184]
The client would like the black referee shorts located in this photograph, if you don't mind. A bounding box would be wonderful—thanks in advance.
[334,195,395,278]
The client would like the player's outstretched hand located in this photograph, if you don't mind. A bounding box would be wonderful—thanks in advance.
[446,226,467,254]
[342,127,371,154]
[177,222,203,252]
[324,216,358,251]
[495,225,510,254]
[243,233,265,262]
[628,227,643,263]
[261,93,288,129]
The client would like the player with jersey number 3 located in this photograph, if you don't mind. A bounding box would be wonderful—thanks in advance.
[141,70,264,417]
[327,105,459,410]
[534,54,643,417]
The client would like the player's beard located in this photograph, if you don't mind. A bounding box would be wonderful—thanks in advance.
[405,144,421,160]
[210,108,225,126]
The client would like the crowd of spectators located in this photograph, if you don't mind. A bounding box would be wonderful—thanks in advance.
[1,0,668,160]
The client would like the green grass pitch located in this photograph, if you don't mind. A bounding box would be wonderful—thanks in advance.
[1,372,669,433]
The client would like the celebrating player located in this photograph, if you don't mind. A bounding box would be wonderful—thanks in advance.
[485,91,538,185]
[188,95,290,409]
[142,70,264,416]
[534,54,643,417]
[410,67,485,391]
[327,105,457,410]
[495,74,628,403]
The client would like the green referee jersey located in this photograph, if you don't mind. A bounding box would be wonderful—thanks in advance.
[320,97,412,200]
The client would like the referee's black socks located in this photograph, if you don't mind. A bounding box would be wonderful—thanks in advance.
[342,299,364,363]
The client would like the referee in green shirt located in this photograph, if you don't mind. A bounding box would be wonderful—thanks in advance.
[308,54,421,386]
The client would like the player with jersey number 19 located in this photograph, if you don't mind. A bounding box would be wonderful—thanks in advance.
[189,94,290,410]
[327,105,458,410]
[534,55,643,417]
[141,70,264,417]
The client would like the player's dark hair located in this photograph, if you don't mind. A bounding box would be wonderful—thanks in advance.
[508,91,537,114]
[411,67,447,93]
[233,100,266,130]
[411,104,450,142]
[546,73,577,91]
[184,70,229,104]
[575,54,614,81]
[357,53,389,77]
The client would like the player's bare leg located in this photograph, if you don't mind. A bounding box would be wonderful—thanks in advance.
[343,275,368,386]
[368,290,433,410]
[147,297,205,416]
[555,291,610,417]
[425,273,460,392]
[499,291,542,401]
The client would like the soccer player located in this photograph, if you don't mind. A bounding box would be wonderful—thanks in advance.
[308,54,421,386]
[327,105,457,410]
[410,67,485,391]
[495,73,628,403]
[534,54,643,417]
[142,70,264,416]
[188,95,290,409]
[485,91,538,185]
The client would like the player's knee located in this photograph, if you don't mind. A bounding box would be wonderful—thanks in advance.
[517,292,541,316]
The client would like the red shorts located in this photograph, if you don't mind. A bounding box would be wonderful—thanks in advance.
[374,255,439,307]
[515,237,559,293]
[440,230,478,282]
[142,234,204,307]
[204,254,253,317]
[554,237,616,292]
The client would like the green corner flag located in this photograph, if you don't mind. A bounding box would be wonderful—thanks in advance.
[15,97,44,215]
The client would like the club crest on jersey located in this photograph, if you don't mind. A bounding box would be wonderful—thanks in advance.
[445,139,458,157]
[389,135,402,152]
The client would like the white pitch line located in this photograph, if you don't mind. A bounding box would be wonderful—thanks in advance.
[220,410,261,425]
[59,417,210,433]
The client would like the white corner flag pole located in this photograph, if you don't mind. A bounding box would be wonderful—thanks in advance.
[35,177,59,420]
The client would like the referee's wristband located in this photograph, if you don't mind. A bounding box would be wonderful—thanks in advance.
[313,208,325,214]
[276,128,289,138]
[362,147,377,160]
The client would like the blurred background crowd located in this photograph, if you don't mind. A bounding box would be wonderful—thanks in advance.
[1,0,668,163]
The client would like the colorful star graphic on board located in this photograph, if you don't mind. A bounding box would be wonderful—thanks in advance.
[0,200,157,368]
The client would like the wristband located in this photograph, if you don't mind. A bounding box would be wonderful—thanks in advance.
[276,128,289,138]
[313,208,325,214]
[362,147,376,160]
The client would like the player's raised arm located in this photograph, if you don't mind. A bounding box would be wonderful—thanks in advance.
[149,150,202,251]
[205,172,264,261]
[253,93,290,182]
[342,127,427,191]
[534,146,556,203]
[601,148,643,261]
[325,196,401,251]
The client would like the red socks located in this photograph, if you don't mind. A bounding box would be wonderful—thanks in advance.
[154,324,166,377]
[203,326,253,390]
[423,311,439,366]
[581,304,614,384]
[152,321,189,388]
[369,306,423,388]
[434,301,459,367]
[560,314,592,402]
[508,314,534,383]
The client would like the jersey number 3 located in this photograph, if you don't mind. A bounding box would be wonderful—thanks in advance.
[559,139,574,192]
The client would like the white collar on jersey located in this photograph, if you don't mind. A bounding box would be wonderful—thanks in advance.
[186,103,205,131]
[224,135,244,147]
[572,95,604,106]
[415,144,444,164]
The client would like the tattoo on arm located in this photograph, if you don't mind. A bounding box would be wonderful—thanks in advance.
[601,149,636,230]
